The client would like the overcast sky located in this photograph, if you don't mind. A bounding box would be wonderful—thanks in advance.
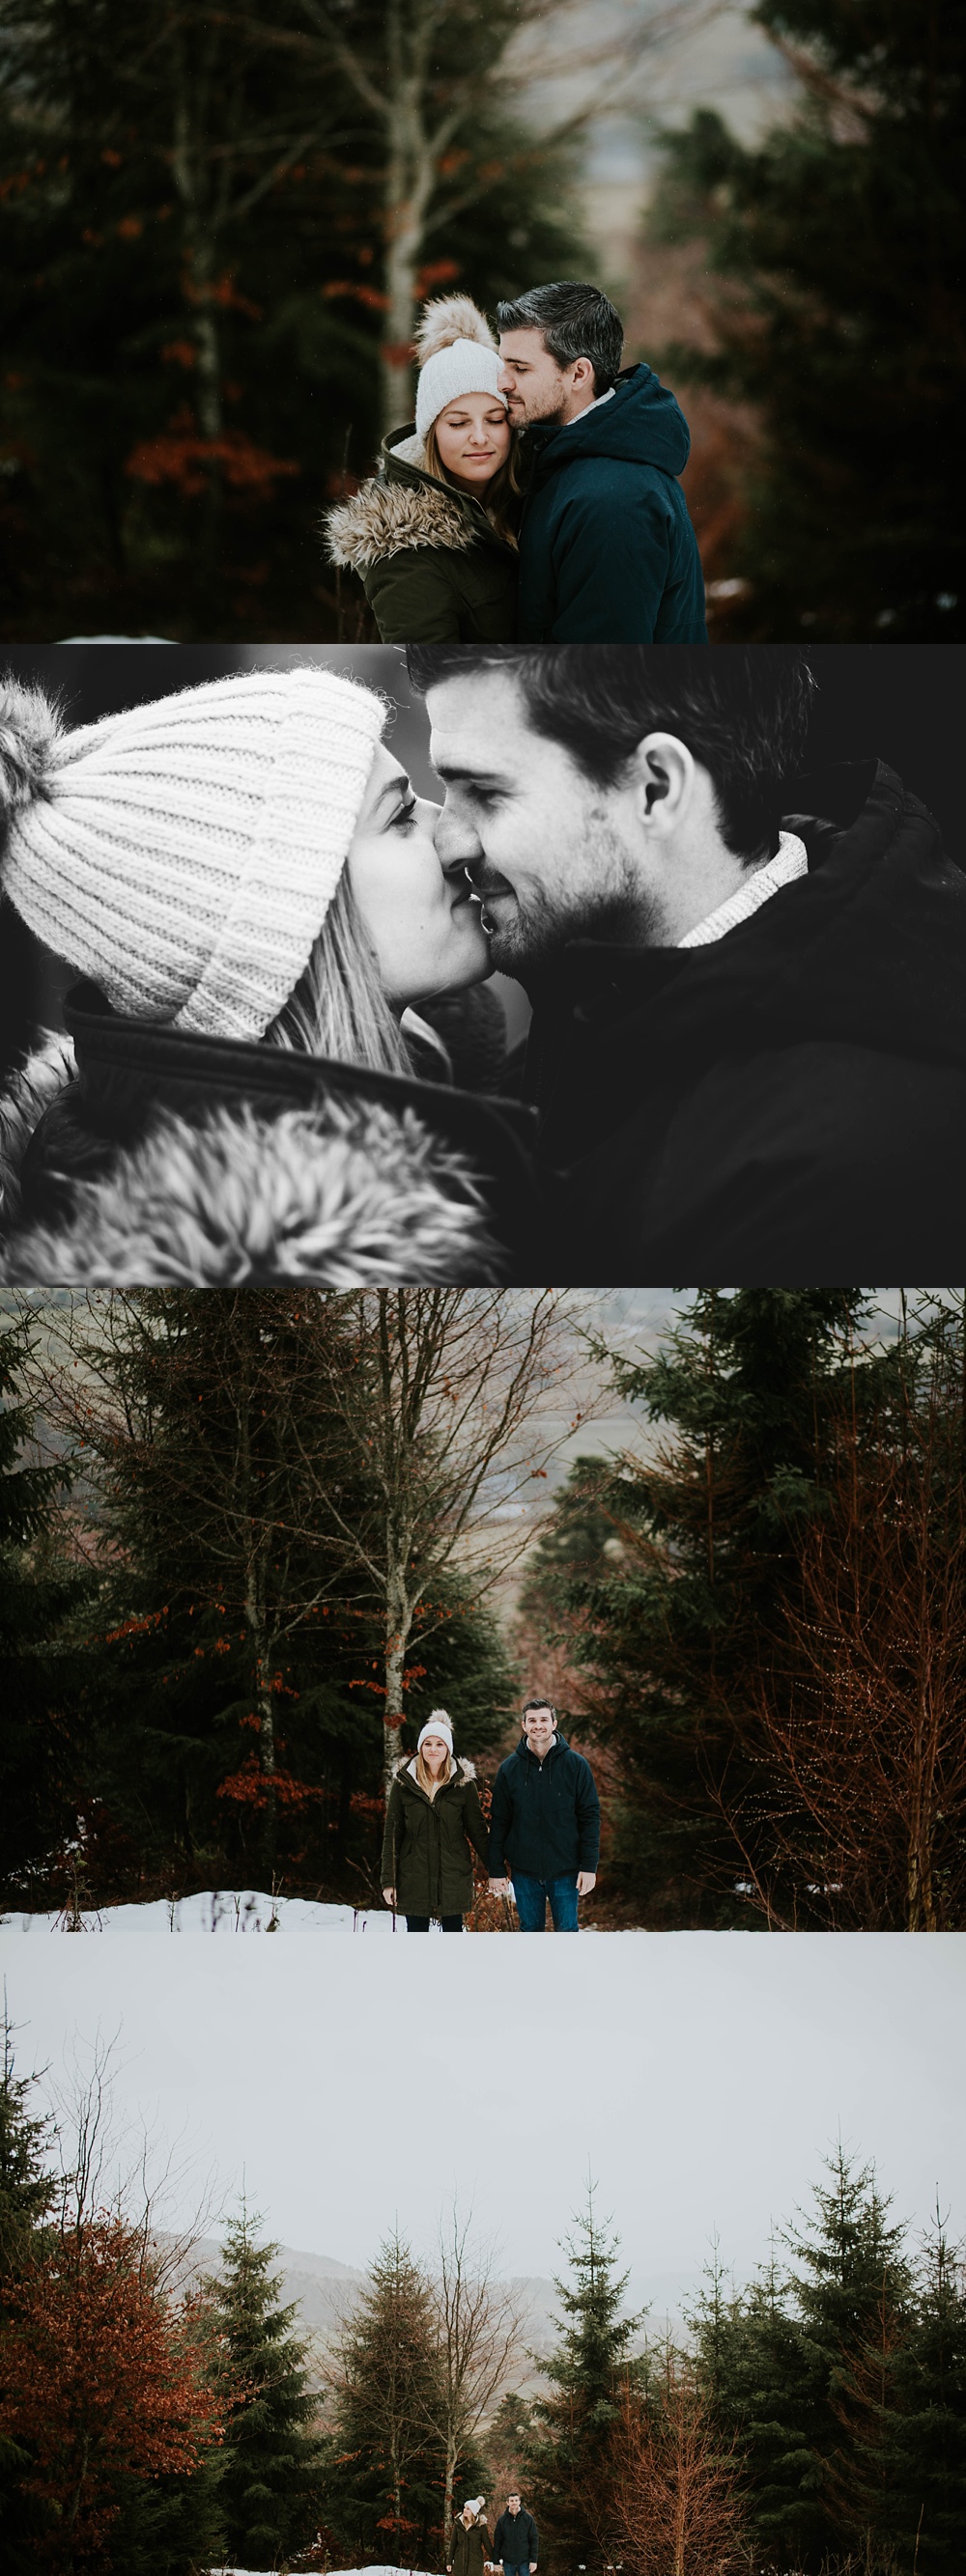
[4,1921,963,2310]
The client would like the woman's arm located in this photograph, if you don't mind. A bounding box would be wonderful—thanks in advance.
[366,550,463,643]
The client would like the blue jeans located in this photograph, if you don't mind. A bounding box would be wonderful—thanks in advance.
[511,1871,580,1932]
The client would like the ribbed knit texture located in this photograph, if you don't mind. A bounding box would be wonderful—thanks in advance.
[3,666,385,1041]
[415,341,507,443]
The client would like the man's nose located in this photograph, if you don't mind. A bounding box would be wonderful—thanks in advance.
[434,804,483,868]
[497,364,514,394]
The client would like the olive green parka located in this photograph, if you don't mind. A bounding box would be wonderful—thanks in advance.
[381,1754,490,1918]
[325,428,518,643]
[449,2516,494,2576]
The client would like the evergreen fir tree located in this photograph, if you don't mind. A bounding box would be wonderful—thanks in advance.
[0,1308,87,1900]
[871,2214,966,2574]
[545,1288,944,1924]
[524,2186,641,2574]
[0,2017,60,2569]
[645,0,966,640]
[325,2228,444,2567]
[204,2204,324,2567]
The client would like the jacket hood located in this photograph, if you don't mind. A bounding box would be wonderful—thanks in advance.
[541,761,966,1082]
[0,1036,499,1287]
[391,1754,477,1785]
[526,364,691,479]
[326,428,510,572]
[515,1728,570,1755]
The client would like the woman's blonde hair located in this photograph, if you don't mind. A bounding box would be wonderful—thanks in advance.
[422,418,524,547]
[264,864,412,1074]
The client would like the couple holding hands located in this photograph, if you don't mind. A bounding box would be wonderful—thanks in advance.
[381,1703,601,1934]
[450,2494,538,2576]
[327,279,707,646]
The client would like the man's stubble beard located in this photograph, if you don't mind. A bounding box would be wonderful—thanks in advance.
[481,815,651,977]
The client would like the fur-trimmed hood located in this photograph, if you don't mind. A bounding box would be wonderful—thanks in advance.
[390,1753,478,1787]
[0,1037,499,1286]
[0,979,541,1284]
[326,426,519,576]
[327,433,480,574]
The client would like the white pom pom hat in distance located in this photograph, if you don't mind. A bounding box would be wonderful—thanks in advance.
[1,665,385,1044]
[413,294,507,445]
[417,1713,454,1755]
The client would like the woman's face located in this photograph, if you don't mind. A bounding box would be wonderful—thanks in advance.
[434,391,511,490]
[348,742,491,1005]
[421,1734,449,1776]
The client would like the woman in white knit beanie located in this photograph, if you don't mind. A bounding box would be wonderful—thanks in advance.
[326,295,523,644]
[0,661,532,1287]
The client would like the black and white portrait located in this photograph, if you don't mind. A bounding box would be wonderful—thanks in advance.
[1,642,963,1285]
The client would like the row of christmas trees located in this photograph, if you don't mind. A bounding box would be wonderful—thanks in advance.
[1,2020,963,2574]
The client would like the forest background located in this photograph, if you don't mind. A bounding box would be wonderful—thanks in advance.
[1,0,962,645]
[2,1281,964,1935]
[1,2002,964,2576]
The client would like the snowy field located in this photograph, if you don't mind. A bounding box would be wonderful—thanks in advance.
[2,1901,964,2299]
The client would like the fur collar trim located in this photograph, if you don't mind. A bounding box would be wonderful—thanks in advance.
[326,471,476,573]
[392,1754,477,1786]
[0,1046,497,1286]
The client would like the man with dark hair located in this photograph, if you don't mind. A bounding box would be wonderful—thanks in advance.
[495,281,706,644]
[488,1700,600,1933]
[407,642,966,1279]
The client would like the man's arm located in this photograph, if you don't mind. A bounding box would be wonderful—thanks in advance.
[548,468,673,643]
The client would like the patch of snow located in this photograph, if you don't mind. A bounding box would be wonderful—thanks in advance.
[6,1890,399,1936]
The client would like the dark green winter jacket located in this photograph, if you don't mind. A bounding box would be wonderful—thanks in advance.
[381,1755,490,1918]
[449,2518,494,2576]
[516,363,707,643]
[325,427,519,642]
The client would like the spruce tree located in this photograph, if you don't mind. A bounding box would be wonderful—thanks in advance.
[0,1307,86,1901]
[326,2228,444,2567]
[524,2187,641,2573]
[204,2205,323,2568]
[874,2215,966,2574]
[646,0,965,640]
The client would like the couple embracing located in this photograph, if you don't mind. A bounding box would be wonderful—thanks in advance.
[2,645,962,1284]
[327,280,707,645]
[449,2493,537,2576]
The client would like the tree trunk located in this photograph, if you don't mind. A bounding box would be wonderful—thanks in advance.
[380,60,437,436]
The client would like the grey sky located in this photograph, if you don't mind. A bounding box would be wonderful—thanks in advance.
[4,1923,963,2305]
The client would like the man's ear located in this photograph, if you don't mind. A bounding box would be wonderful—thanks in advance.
[631,731,697,834]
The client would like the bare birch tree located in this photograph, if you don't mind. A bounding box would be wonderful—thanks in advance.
[285,1288,585,1787]
[294,0,718,432]
[427,2203,525,2536]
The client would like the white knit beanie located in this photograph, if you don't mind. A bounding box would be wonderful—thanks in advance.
[417,1712,454,1755]
[414,294,507,446]
[0,664,385,1043]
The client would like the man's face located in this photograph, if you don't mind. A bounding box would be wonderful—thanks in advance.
[497,329,576,425]
[523,1707,556,1757]
[427,669,648,976]
[507,2498,521,2516]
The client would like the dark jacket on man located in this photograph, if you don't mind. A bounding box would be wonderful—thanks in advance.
[449,2519,494,2576]
[494,2507,538,2565]
[525,760,966,1281]
[382,1757,490,1918]
[326,428,518,642]
[487,1731,600,1882]
[516,364,707,643]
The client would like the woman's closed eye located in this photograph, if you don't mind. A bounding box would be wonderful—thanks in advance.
[388,794,418,834]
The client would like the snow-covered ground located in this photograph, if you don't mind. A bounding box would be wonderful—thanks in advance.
[8,1890,399,1937]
